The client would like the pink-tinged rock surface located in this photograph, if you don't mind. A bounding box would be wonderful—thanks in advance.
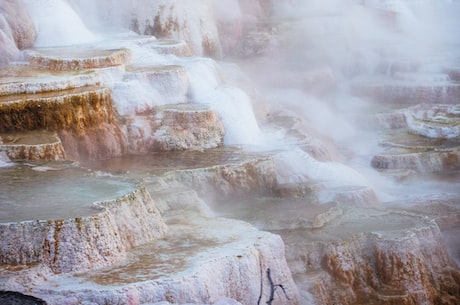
[0,0,36,65]
[0,185,167,273]
[2,215,299,305]
[124,104,224,153]
[275,208,460,305]
[0,1,459,304]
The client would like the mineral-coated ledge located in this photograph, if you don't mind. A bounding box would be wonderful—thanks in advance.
[0,68,100,96]
[25,48,131,71]
[0,131,66,160]
[0,185,167,273]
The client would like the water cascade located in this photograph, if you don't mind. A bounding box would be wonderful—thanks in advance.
[0,0,459,305]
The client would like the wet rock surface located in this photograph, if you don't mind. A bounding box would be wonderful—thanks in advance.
[0,154,301,304]
[25,48,131,71]
[0,1,459,305]
[371,104,460,173]
[142,39,192,57]
[0,165,167,273]
[125,103,224,153]
[0,67,100,96]
[210,182,460,305]
[124,65,189,104]
[0,131,66,160]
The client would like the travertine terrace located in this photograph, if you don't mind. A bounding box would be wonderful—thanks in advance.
[0,1,459,305]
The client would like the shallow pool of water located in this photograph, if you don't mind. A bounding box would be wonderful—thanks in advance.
[0,164,136,222]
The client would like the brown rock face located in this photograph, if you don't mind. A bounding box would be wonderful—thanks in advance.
[0,87,114,133]
[301,223,460,305]
[58,122,127,161]
[0,0,36,65]
[0,86,128,161]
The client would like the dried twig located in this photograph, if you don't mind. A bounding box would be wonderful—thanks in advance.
[265,268,290,305]
[257,261,263,305]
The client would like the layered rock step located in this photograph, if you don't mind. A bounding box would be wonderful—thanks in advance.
[211,196,342,231]
[370,104,460,173]
[0,41,215,161]
[264,112,341,161]
[24,47,131,71]
[0,163,166,273]
[170,146,459,305]
[0,85,127,161]
[0,66,100,96]
[350,73,460,105]
[2,215,298,305]
[0,157,300,305]
[81,147,276,204]
[0,130,65,160]
[83,145,269,172]
[212,196,460,305]
[124,103,224,153]
[151,103,224,151]
[81,149,388,304]
[386,192,460,263]
[0,85,112,132]
[1,146,458,305]
[405,104,460,139]
[0,68,106,159]
[209,177,378,231]
[290,210,460,305]
[82,146,377,206]
[371,135,460,172]
[370,104,460,137]
[143,39,192,57]
[99,34,192,57]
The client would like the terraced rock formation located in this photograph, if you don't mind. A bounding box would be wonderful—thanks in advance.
[0,1,459,305]
[371,104,460,173]
[0,131,65,160]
